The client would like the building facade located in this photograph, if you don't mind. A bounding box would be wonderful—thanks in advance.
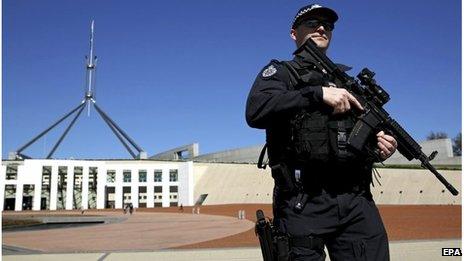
[1,159,193,211]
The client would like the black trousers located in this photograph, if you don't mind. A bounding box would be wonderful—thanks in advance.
[273,187,389,261]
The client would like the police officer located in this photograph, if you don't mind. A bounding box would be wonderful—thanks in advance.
[246,4,397,261]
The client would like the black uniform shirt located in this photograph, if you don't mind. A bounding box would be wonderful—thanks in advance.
[245,60,324,130]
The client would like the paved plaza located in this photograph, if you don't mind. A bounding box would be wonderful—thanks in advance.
[3,211,253,252]
[2,205,461,260]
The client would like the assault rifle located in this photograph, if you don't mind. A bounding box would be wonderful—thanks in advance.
[300,38,459,196]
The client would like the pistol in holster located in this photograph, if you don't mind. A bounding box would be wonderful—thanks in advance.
[271,163,308,213]
[255,209,289,261]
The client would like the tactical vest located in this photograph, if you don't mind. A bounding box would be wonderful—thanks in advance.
[282,60,360,165]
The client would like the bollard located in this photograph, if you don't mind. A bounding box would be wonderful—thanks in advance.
[238,210,245,219]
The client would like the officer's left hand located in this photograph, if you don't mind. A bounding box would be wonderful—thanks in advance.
[377,131,397,160]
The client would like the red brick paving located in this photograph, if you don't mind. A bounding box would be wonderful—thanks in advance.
[2,204,461,252]
[137,204,461,249]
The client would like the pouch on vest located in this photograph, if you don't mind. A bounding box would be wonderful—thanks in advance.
[271,163,295,193]
[290,110,329,163]
[328,119,358,162]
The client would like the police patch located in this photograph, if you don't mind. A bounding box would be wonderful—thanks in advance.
[262,65,277,78]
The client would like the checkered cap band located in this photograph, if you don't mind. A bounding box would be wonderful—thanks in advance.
[291,4,338,29]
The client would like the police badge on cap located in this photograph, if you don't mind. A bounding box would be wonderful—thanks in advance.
[291,4,338,29]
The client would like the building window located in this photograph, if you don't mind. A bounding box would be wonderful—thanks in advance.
[74,167,83,190]
[154,170,162,182]
[89,167,98,191]
[154,186,162,193]
[6,164,18,180]
[169,186,178,192]
[139,170,147,182]
[123,170,131,183]
[169,169,178,182]
[42,166,51,186]
[58,166,68,189]
[4,185,16,210]
[107,170,116,183]
[169,193,178,201]
[154,194,162,200]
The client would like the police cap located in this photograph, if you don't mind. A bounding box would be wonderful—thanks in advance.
[291,4,338,29]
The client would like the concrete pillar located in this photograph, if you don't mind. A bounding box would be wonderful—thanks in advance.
[147,171,154,208]
[82,166,89,210]
[131,168,138,208]
[33,171,42,211]
[97,166,106,209]
[132,184,139,208]
[66,165,74,210]
[162,169,170,207]
[49,165,58,211]
[115,169,123,209]
[15,184,23,211]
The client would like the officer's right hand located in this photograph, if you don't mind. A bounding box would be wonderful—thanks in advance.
[322,87,363,114]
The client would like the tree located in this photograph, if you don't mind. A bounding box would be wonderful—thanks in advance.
[426,131,448,140]
[452,132,461,156]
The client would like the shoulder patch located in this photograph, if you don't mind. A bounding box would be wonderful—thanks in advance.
[262,64,277,78]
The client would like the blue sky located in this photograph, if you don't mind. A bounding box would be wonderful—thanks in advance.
[3,0,461,159]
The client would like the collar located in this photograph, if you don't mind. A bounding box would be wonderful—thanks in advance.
[292,43,352,72]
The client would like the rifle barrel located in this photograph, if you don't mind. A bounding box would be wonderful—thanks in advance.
[421,160,459,196]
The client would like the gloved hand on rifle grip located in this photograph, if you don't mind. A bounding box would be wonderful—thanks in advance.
[322,86,364,114]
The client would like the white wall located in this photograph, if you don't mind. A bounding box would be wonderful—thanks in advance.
[193,163,461,205]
